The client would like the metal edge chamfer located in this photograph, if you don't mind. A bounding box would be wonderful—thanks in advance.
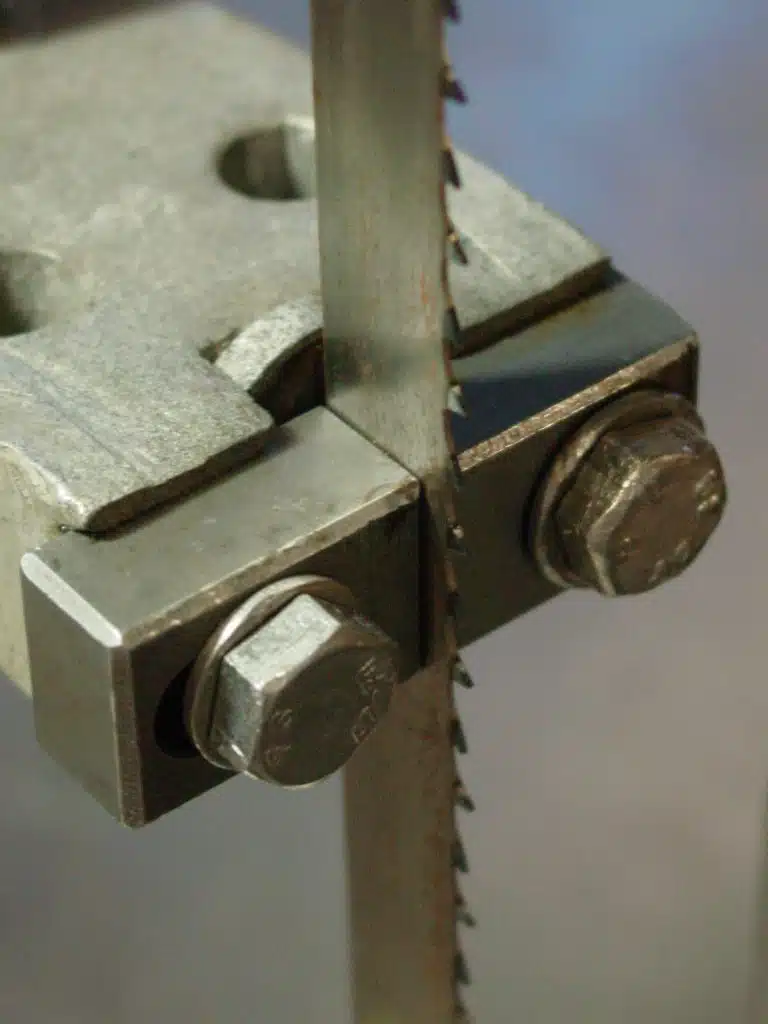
[185,575,356,772]
[530,389,723,595]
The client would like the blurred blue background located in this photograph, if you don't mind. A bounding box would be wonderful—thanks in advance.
[1,1,766,1021]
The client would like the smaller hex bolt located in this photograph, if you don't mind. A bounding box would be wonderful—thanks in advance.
[190,582,400,788]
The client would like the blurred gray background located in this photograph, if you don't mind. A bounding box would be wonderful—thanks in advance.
[1,1,766,1021]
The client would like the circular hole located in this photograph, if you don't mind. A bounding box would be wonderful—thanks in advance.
[216,117,317,201]
[0,249,81,337]
[154,667,199,759]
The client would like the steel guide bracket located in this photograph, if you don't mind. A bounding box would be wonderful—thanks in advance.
[1,4,701,824]
[21,290,698,826]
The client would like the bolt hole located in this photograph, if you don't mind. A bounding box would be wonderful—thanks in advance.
[154,667,199,759]
[216,118,317,201]
[0,250,81,337]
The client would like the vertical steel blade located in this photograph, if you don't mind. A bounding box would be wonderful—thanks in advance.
[343,662,458,1022]
[311,2,460,1021]
[311,0,448,492]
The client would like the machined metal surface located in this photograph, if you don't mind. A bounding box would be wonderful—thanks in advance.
[0,2,606,695]
[532,390,727,596]
[21,408,420,825]
[209,592,400,786]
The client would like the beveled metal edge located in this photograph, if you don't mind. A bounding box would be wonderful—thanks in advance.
[459,339,697,475]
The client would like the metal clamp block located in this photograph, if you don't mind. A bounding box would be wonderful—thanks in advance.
[21,409,419,825]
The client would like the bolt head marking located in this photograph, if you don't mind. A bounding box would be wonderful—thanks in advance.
[555,416,726,595]
[212,594,400,786]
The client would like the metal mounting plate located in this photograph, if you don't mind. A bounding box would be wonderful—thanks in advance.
[0,2,607,692]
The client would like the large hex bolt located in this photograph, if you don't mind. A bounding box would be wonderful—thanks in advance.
[531,390,727,596]
[186,576,400,787]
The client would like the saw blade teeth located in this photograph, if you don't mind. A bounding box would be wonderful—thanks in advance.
[450,452,465,488]
[443,144,462,189]
[443,304,462,356]
[454,777,476,812]
[443,409,463,481]
[441,64,468,104]
[451,714,469,755]
[448,223,470,265]
[441,10,473,1018]
[457,907,477,928]
[448,383,467,417]
[452,657,475,689]
[455,891,477,927]
[454,998,473,1024]
[454,949,472,987]
[442,0,463,23]
[452,836,470,874]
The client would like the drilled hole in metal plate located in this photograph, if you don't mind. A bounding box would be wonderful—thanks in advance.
[216,118,317,201]
[0,250,81,337]
[154,667,199,759]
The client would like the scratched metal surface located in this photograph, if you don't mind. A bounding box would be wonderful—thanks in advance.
[0,2,766,1022]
